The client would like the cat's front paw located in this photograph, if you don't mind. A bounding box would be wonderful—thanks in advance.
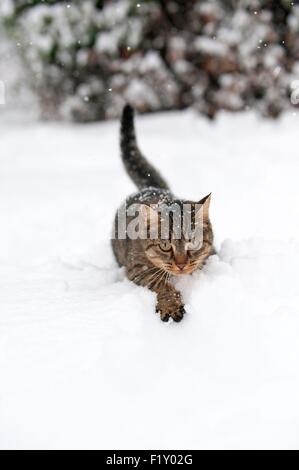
[156,290,186,322]
[172,304,186,322]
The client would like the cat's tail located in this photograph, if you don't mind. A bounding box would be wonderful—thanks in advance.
[120,104,169,190]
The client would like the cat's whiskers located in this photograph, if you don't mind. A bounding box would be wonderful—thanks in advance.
[160,270,169,287]
[147,268,164,288]
[157,269,168,287]
[147,267,168,289]
[155,268,170,289]
[132,266,159,284]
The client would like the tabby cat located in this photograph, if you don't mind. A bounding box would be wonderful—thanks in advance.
[112,105,214,322]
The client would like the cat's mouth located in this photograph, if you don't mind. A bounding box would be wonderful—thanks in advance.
[166,263,197,276]
[146,256,198,276]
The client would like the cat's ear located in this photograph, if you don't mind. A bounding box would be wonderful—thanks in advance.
[198,193,211,219]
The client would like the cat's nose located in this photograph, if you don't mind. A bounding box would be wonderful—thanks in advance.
[177,263,186,271]
[175,255,188,271]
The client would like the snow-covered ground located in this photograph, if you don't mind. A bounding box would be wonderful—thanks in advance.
[1,110,299,449]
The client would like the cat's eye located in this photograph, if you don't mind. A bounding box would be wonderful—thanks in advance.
[159,241,172,252]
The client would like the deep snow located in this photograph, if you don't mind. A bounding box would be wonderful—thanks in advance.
[1,110,299,449]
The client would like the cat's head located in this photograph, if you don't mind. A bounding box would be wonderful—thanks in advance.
[139,194,213,275]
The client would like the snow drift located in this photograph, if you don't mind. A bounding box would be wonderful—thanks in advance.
[0,110,299,449]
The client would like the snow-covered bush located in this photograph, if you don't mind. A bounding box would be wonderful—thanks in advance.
[1,0,298,121]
